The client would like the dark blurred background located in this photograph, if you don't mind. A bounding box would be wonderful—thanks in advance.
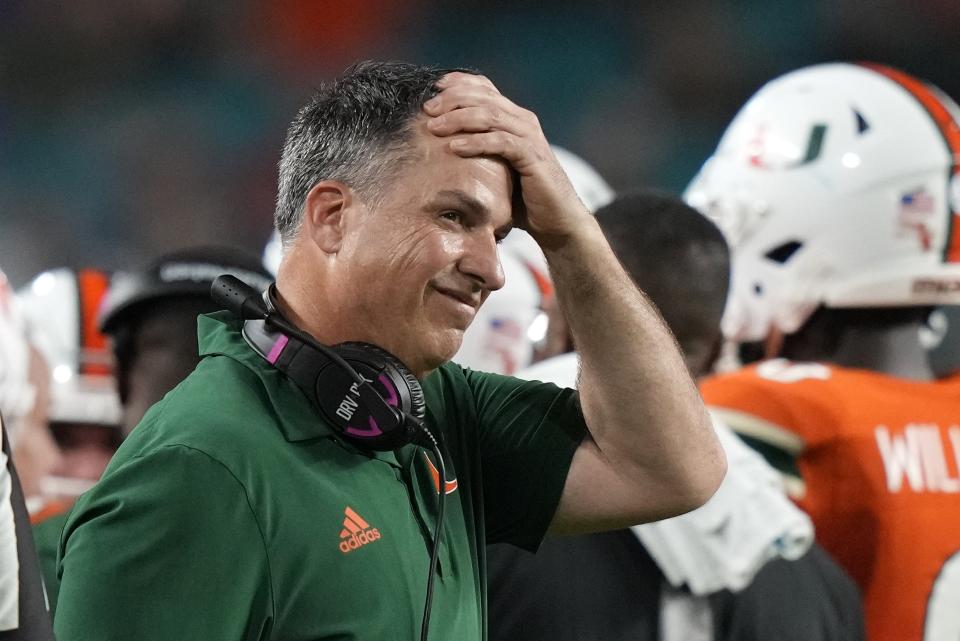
[2,0,959,285]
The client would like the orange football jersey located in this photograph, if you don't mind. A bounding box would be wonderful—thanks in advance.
[701,359,960,641]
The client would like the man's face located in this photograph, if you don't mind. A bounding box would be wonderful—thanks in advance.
[330,118,514,376]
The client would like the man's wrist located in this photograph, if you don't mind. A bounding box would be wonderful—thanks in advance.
[536,215,605,262]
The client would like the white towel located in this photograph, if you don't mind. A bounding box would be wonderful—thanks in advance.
[632,416,813,594]
[516,353,814,595]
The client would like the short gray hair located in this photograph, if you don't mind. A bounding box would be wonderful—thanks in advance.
[274,60,468,245]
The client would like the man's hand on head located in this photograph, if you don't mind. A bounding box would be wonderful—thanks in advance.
[426,73,723,530]
[423,72,593,250]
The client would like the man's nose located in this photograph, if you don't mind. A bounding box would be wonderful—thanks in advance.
[459,232,505,292]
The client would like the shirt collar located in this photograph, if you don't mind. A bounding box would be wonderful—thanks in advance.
[198,311,335,443]
[196,312,405,469]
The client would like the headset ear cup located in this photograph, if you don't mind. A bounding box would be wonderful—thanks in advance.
[337,342,425,422]
[403,369,425,421]
[391,357,425,422]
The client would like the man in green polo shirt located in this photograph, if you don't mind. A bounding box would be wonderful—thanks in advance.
[54,61,726,640]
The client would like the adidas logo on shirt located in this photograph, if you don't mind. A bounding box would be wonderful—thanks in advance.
[339,506,381,554]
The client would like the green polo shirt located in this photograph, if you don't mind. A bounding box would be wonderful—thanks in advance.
[54,312,586,641]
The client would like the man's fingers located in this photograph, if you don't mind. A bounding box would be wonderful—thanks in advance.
[427,106,529,138]
[447,132,547,170]
[432,71,556,194]
[424,84,541,150]
[436,71,498,93]
[424,79,537,128]
[424,84,513,117]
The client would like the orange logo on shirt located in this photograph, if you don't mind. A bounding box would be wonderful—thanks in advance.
[423,452,458,495]
[339,506,381,554]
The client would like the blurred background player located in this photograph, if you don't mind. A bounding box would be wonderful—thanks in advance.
[17,269,122,512]
[0,295,61,516]
[689,62,960,641]
[14,267,121,615]
[24,248,271,616]
[0,268,55,639]
[487,191,863,641]
[925,305,960,378]
[99,246,273,436]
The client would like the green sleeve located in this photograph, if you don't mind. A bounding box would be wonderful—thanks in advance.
[464,369,587,551]
[54,445,273,641]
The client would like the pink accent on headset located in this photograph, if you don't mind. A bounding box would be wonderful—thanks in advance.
[378,373,399,407]
[345,417,383,437]
[266,334,289,364]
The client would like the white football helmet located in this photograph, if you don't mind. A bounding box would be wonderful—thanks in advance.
[552,145,617,214]
[453,251,544,374]
[685,62,960,342]
[0,269,34,437]
[456,146,615,373]
[17,269,121,427]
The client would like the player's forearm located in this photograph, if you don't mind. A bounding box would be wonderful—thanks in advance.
[544,217,725,511]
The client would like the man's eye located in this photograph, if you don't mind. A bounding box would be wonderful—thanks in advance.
[440,211,462,224]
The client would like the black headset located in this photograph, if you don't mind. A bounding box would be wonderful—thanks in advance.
[211,275,445,641]
[211,275,427,451]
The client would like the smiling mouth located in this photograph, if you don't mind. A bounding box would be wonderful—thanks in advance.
[434,286,479,312]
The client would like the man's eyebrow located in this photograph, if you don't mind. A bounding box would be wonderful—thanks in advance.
[432,190,490,217]
[431,190,513,235]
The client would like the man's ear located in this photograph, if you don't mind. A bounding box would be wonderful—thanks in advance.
[302,181,354,253]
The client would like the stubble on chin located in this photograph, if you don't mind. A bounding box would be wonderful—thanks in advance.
[406,326,466,378]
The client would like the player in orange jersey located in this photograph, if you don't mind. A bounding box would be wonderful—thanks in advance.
[687,62,960,641]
